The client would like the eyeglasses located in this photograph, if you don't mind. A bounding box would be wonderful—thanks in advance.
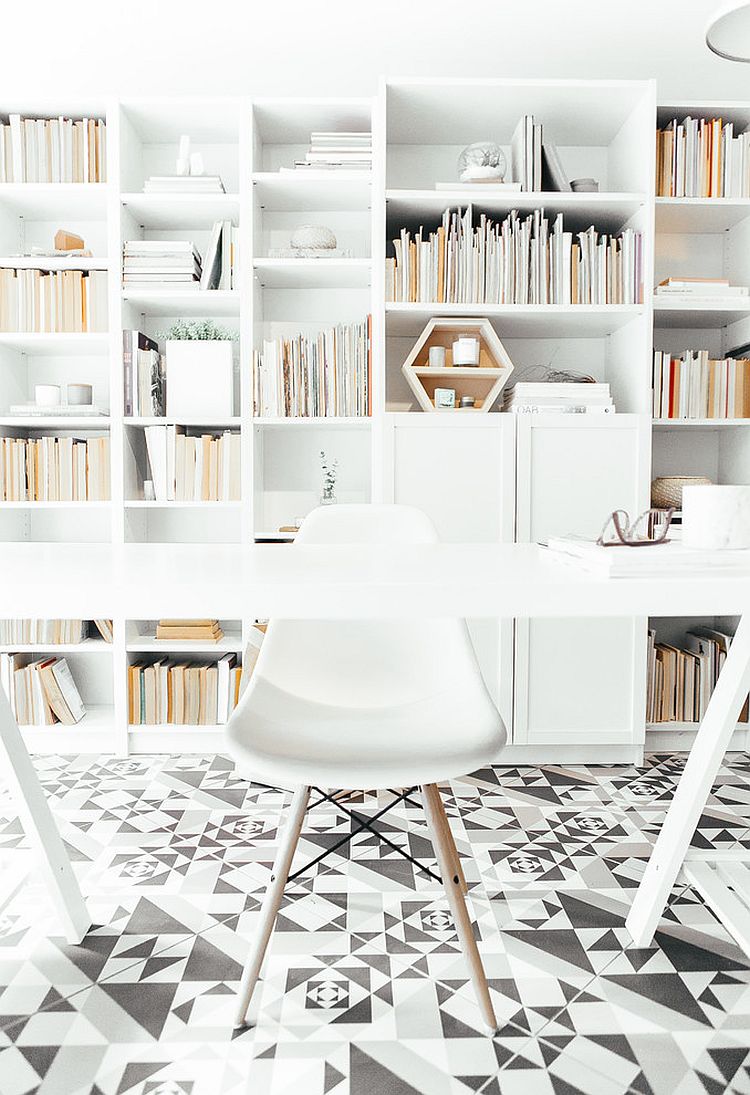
[596,507,675,547]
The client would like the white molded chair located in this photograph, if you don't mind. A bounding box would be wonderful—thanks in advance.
[226,503,507,1032]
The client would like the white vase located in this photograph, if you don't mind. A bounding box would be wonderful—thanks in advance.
[166,340,234,419]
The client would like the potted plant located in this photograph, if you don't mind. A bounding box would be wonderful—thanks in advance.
[162,320,235,419]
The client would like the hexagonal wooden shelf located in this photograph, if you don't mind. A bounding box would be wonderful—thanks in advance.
[401,318,514,412]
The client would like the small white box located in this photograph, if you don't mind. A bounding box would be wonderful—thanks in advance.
[166,340,234,419]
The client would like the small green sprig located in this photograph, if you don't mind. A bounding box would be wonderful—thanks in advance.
[161,319,234,340]
[320,450,338,498]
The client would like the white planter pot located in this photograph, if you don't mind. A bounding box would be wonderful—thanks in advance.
[166,340,234,419]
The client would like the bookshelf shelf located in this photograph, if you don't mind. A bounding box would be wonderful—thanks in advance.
[126,636,243,653]
[0,639,111,654]
[0,256,109,272]
[652,299,750,328]
[0,333,109,354]
[0,501,111,509]
[252,416,372,427]
[253,258,371,289]
[120,192,241,229]
[251,172,371,212]
[0,417,111,428]
[0,183,108,219]
[121,288,240,317]
[652,418,750,429]
[655,197,750,233]
[124,500,242,508]
[125,417,241,427]
[385,302,645,338]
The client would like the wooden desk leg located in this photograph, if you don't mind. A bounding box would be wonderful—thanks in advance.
[0,686,90,944]
[627,613,750,948]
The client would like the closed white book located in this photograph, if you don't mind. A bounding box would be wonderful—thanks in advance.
[145,425,169,501]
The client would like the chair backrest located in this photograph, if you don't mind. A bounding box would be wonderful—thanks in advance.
[243,503,498,711]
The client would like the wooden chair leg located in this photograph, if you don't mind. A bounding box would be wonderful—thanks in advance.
[234,785,310,1028]
[421,783,498,1035]
[430,786,469,896]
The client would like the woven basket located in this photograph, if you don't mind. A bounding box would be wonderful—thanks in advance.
[651,475,712,509]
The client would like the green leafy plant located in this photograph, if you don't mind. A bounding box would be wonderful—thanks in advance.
[161,319,234,341]
[320,450,338,501]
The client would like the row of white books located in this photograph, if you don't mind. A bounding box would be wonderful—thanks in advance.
[0,268,108,333]
[253,317,371,418]
[652,349,750,419]
[0,619,112,644]
[385,207,643,305]
[144,426,241,502]
[122,330,165,417]
[0,654,86,726]
[503,382,614,415]
[0,435,110,502]
[284,131,372,172]
[128,655,242,725]
[656,116,750,198]
[646,626,749,724]
[0,115,106,183]
[143,174,225,193]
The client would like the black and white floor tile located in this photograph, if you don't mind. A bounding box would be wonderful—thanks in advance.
[1,753,750,1094]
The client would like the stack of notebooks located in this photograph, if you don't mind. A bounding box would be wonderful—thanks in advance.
[144,426,240,502]
[123,241,202,289]
[0,619,112,644]
[143,175,225,193]
[546,538,750,577]
[647,626,749,724]
[155,619,224,642]
[253,316,371,418]
[283,131,372,172]
[0,435,110,501]
[385,207,643,305]
[128,654,242,725]
[652,349,750,419]
[0,268,108,332]
[0,114,106,183]
[655,277,749,303]
[656,116,750,198]
[0,654,86,725]
[122,330,165,417]
[504,382,614,415]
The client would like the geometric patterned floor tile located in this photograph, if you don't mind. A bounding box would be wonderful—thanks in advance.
[2,752,750,1095]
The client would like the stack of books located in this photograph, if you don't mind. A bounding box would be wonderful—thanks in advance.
[253,316,371,418]
[123,241,202,289]
[283,131,372,172]
[546,538,750,577]
[656,117,750,198]
[0,268,108,332]
[123,330,166,417]
[385,207,643,305]
[655,277,749,302]
[144,426,241,502]
[647,626,749,724]
[143,175,225,193]
[652,349,750,419]
[155,619,224,642]
[0,115,106,183]
[0,654,86,725]
[0,435,110,501]
[510,115,543,191]
[128,654,242,725]
[0,619,112,644]
[504,382,614,415]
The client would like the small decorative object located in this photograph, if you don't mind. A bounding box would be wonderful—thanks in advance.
[570,178,599,193]
[54,229,85,251]
[67,383,93,406]
[290,225,337,251]
[452,336,480,366]
[459,395,476,408]
[457,141,507,183]
[682,485,750,549]
[35,384,61,407]
[162,320,235,419]
[403,318,514,413]
[434,387,456,409]
[189,151,204,176]
[176,135,191,176]
[428,345,447,368]
[143,480,156,502]
[651,475,712,510]
[320,450,338,505]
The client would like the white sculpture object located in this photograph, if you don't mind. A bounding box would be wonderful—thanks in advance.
[290,225,337,250]
[189,151,204,177]
[176,135,191,177]
[457,141,507,183]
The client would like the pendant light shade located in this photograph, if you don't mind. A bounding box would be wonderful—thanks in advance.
[706,1,750,61]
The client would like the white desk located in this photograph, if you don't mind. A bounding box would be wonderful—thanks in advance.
[2,542,750,953]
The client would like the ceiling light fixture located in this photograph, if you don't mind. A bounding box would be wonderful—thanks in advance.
[706,1,750,61]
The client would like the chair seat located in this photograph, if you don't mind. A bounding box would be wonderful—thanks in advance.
[226,678,507,790]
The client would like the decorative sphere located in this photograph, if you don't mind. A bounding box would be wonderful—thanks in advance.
[290,225,337,250]
[457,142,506,182]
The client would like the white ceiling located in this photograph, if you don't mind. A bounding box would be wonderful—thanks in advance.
[5,0,750,101]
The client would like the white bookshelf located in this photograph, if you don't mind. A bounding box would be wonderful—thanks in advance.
[7,81,745,762]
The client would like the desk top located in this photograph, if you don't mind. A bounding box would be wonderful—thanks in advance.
[0,542,747,619]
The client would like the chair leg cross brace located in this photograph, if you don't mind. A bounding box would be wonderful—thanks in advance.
[233,782,497,1034]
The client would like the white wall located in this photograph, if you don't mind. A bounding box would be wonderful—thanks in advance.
[4,0,750,103]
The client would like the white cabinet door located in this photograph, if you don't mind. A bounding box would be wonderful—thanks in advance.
[383,415,515,725]
[514,416,650,746]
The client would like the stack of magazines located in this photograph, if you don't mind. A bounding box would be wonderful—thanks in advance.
[504,382,614,415]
